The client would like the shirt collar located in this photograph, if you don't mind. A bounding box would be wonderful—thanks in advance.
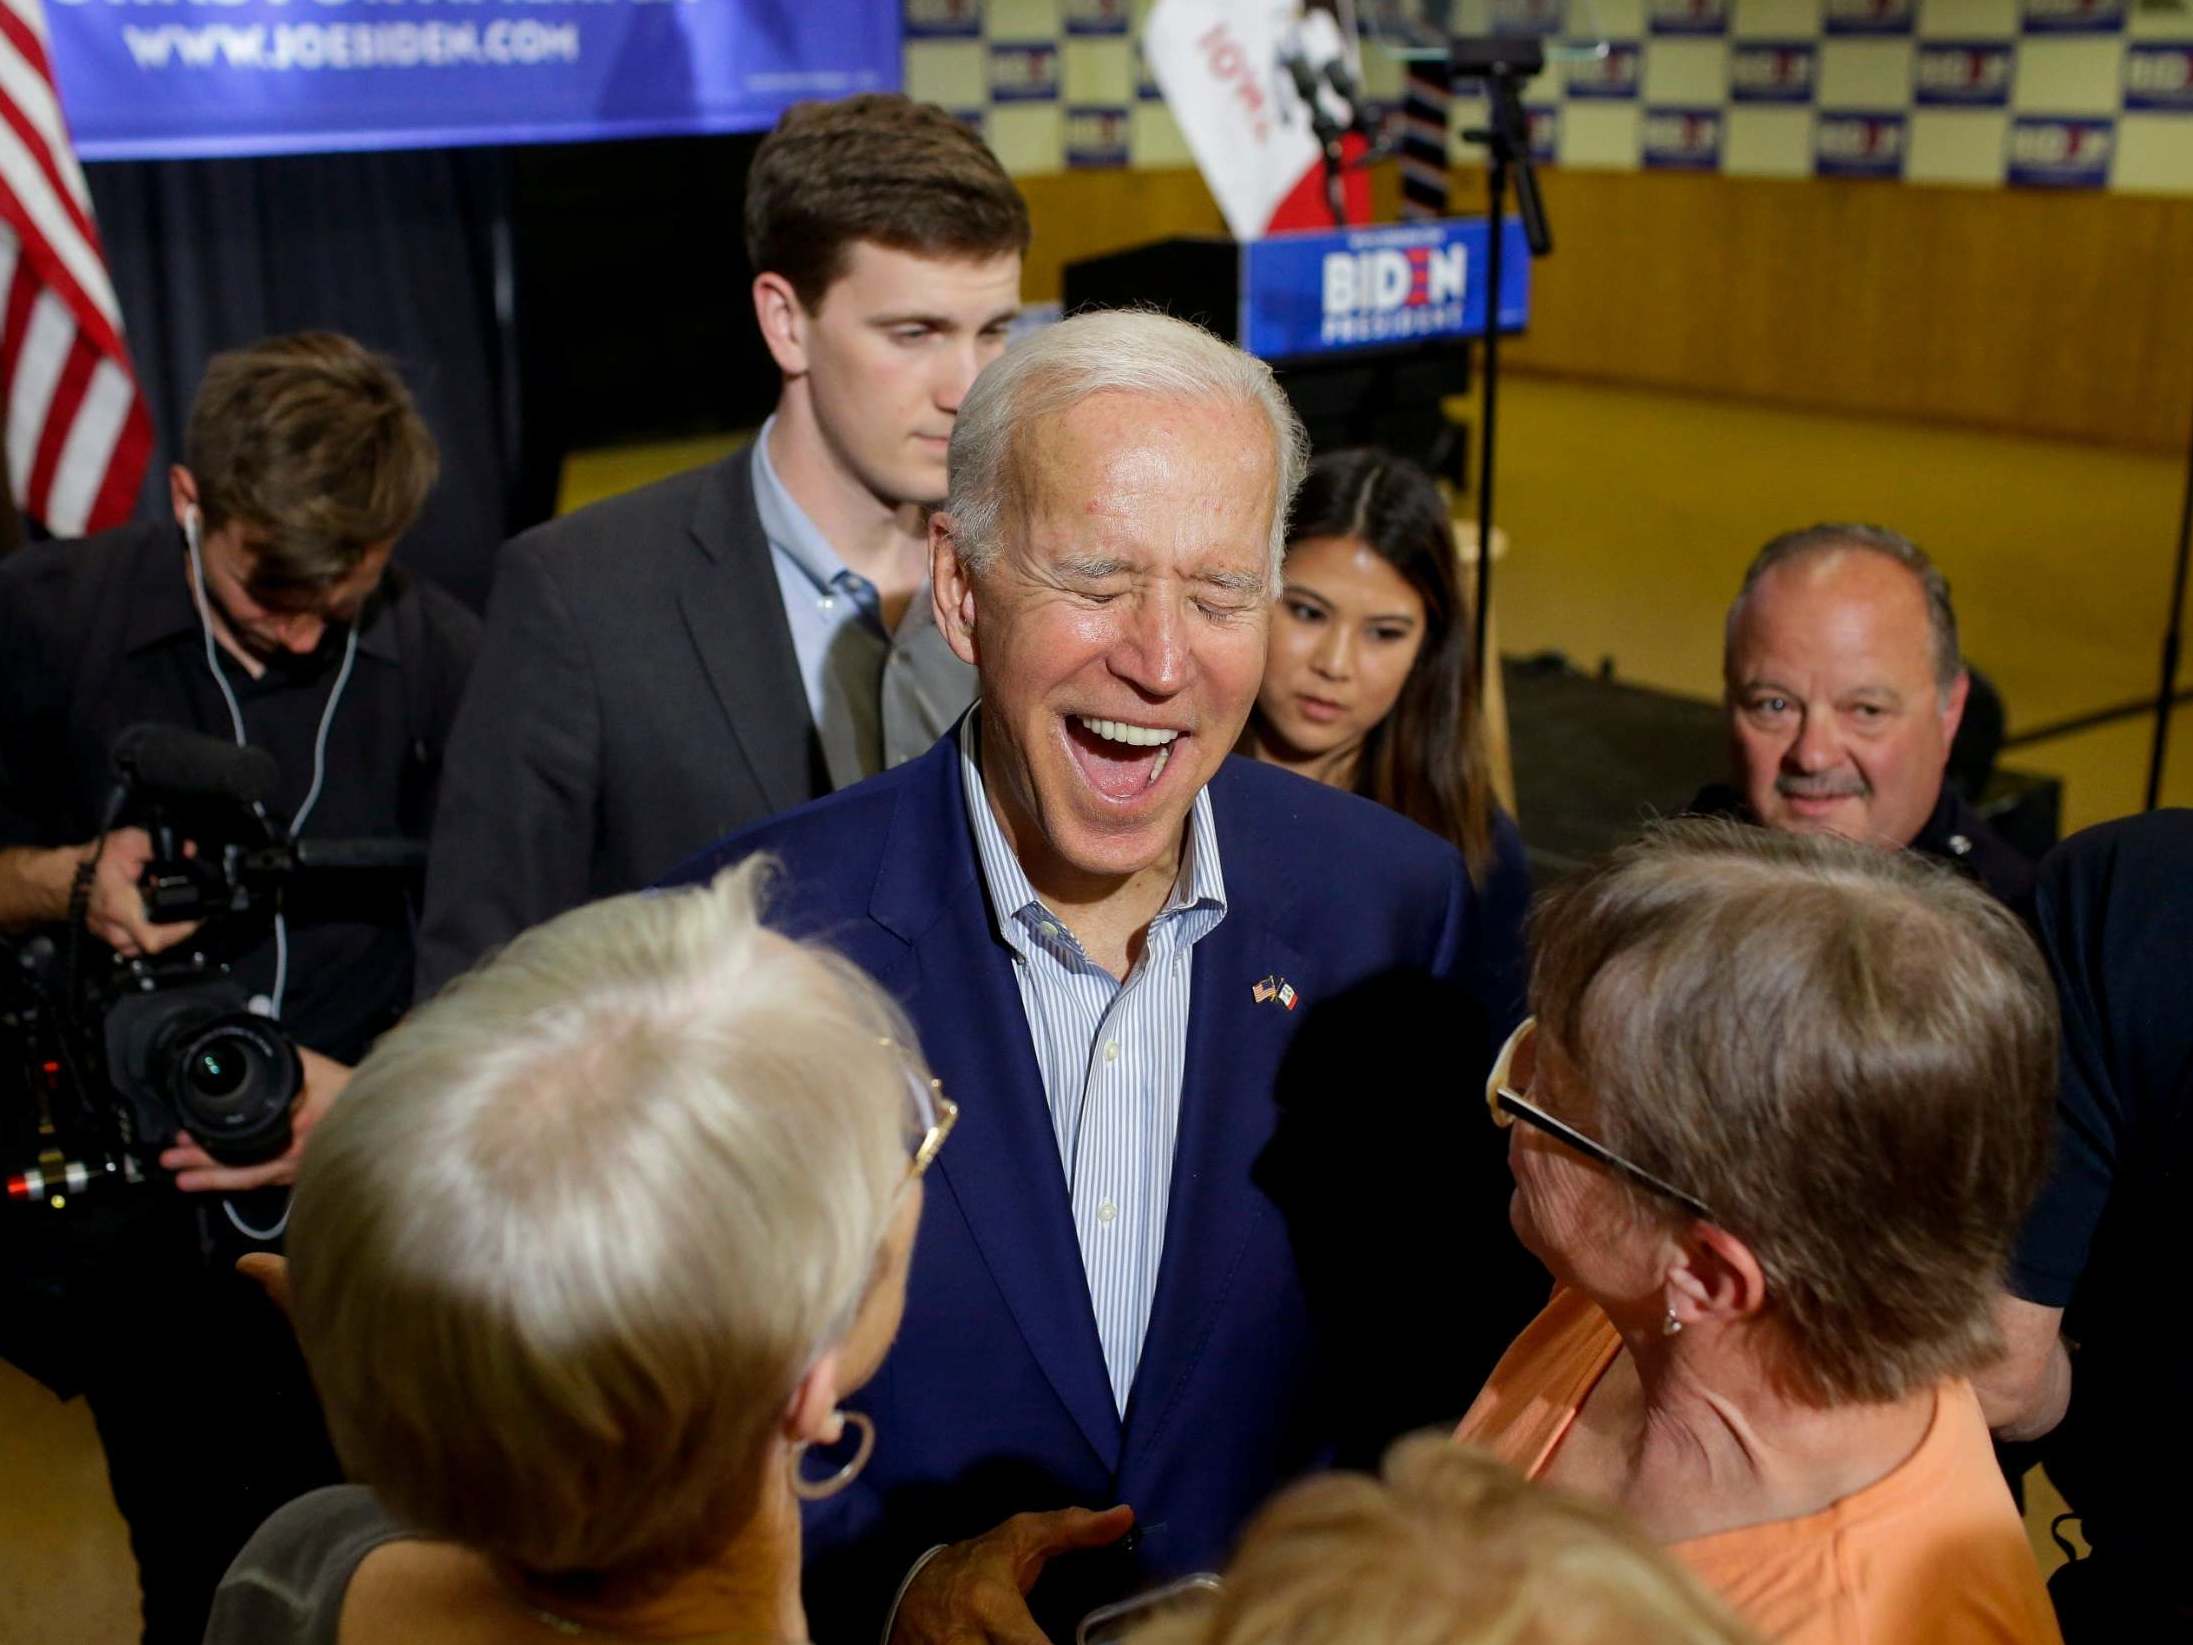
[957,710,1227,954]
[750,413,859,597]
[124,522,400,665]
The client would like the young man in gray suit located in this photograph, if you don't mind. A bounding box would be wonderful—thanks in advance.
[416,95,1029,991]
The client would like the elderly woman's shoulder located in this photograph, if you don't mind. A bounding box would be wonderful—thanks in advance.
[204,1486,414,1645]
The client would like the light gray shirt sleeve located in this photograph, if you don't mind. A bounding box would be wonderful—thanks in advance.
[204,1485,414,1645]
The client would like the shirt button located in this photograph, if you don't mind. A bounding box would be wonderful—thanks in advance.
[819,595,837,614]
[1098,1200,1118,1225]
[1103,1040,1119,1063]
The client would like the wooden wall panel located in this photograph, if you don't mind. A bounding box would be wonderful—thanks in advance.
[1504,169,2193,454]
[1022,166,2193,453]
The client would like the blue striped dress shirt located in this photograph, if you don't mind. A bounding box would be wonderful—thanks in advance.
[958,713,1229,1411]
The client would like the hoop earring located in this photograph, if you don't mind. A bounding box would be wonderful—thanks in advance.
[793,1409,875,1501]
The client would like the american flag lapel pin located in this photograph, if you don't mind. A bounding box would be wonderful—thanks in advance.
[1251,975,1278,1003]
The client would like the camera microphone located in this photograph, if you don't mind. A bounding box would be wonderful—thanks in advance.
[112,724,279,808]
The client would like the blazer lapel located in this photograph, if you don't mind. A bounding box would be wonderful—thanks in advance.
[1120,899,1310,1463]
[676,450,819,815]
[869,748,1124,1472]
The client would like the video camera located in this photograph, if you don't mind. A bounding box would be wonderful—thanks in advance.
[3,725,422,1211]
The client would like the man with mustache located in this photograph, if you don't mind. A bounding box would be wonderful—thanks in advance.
[1692,523,2033,911]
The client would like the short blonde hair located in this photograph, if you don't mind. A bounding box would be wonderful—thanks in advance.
[289,861,916,1588]
[1133,1435,1756,1645]
[1529,819,2058,1406]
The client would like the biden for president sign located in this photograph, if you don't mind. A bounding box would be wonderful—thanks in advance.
[1239,217,1531,361]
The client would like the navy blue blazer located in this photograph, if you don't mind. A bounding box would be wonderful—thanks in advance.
[665,736,1535,1639]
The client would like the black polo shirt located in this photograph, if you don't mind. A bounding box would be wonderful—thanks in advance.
[0,520,478,1062]
[2007,810,2193,1563]
[1686,779,2036,917]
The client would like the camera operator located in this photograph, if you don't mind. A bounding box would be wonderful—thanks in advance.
[0,332,478,1644]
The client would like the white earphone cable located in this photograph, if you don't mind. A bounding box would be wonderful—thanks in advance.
[183,507,352,1246]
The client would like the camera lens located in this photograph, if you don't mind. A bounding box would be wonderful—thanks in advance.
[192,1042,249,1102]
[168,1015,299,1164]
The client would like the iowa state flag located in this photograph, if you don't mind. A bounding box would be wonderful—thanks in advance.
[1144,0,1371,240]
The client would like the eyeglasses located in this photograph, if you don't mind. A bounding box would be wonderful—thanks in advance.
[1485,1017,1715,1223]
[891,1042,958,1179]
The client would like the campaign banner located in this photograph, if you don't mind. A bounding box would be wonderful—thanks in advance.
[1823,0,1915,35]
[43,0,901,160]
[1239,217,1530,360]
[1063,0,1130,37]
[1815,109,1906,177]
[2125,43,2193,112]
[2019,0,2126,34]
[989,39,1060,101]
[904,0,982,38]
[1642,105,1722,168]
[1729,41,1817,104]
[1065,103,1130,165]
[1565,40,1642,101]
[1914,41,2015,107]
[1489,0,1565,38]
[1648,0,1728,36]
[2007,115,2113,184]
[1526,104,1559,163]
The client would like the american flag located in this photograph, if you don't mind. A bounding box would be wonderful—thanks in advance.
[0,0,150,536]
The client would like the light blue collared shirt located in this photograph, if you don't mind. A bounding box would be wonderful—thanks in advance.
[750,418,974,786]
[957,712,1229,1410]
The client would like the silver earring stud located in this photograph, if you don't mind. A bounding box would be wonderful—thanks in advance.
[1663,1307,1683,1337]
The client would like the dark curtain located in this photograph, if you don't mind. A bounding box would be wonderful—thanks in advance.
[85,148,521,613]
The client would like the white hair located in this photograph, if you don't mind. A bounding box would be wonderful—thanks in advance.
[288,860,917,1586]
[944,308,1310,591]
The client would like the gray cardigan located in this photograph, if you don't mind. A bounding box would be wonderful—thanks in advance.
[204,1486,412,1645]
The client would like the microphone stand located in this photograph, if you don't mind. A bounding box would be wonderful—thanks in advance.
[1453,37,1553,699]
[1285,53,1351,226]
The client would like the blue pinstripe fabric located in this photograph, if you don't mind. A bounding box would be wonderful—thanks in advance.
[958,714,1228,1411]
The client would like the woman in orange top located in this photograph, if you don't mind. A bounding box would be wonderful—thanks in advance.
[1456,820,2064,1645]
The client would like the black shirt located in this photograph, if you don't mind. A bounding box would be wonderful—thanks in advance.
[1686,779,2037,917]
[0,519,479,1062]
[2006,811,2193,1558]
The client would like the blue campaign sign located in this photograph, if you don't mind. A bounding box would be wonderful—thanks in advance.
[43,0,901,161]
[1238,217,1530,362]
[1914,41,2014,107]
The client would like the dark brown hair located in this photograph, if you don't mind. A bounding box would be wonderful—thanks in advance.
[743,94,1030,311]
[1269,447,1497,878]
[183,331,438,597]
[1527,819,2058,1407]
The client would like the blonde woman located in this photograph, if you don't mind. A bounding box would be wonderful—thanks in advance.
[205,861,953,1644]
[1129,1435,1756,1645]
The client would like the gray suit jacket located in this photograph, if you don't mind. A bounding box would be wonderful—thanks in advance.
[416,448,967,993]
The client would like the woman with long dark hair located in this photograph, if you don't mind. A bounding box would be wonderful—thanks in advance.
[1243,447,1519,888]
